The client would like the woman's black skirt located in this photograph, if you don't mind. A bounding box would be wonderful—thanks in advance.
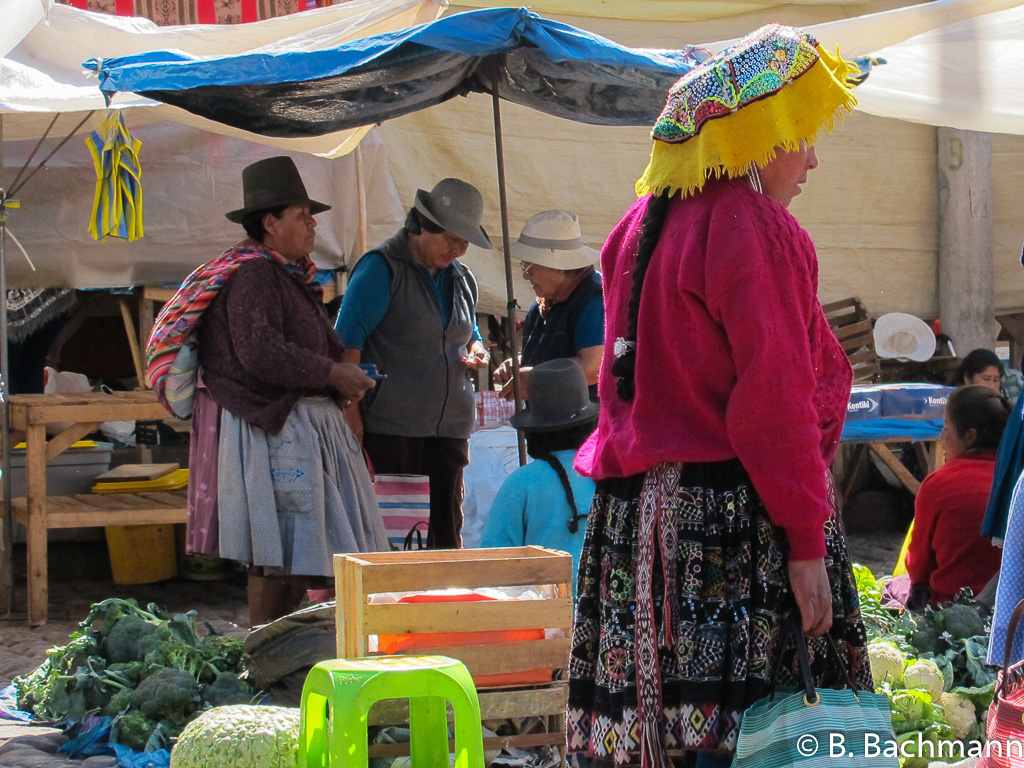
[566,459,872,766]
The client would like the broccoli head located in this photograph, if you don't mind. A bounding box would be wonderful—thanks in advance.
[102,688,133,718]
[200,672,256,708]
[105,614,162,663]
[114,709,158,752]
[131,668,198,726]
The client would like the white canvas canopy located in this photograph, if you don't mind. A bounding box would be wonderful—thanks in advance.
[378,0,1024,318]
[0,0,446,288]
[3,0,1024,318]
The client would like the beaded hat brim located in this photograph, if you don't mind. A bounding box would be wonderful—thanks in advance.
[635,24,858,199]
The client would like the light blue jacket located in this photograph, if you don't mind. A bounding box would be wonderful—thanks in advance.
[480,449,595,594]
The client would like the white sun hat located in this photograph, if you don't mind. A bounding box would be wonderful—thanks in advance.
[873,312,936,362]
[509,209,599,270]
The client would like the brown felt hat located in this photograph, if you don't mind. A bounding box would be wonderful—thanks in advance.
[225,156,331,223]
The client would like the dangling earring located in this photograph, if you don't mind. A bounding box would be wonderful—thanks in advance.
[748,161,763,193]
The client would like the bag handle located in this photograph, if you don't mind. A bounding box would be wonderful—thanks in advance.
[770,612,860,704]
[403,520,430,551]
[998,599,1024,696]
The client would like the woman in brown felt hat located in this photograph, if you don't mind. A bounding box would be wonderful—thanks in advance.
[147,155,388,626]
[335,178,492,550]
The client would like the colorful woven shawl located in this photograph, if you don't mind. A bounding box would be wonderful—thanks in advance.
[146,243,318,411]
[636,23,858,199]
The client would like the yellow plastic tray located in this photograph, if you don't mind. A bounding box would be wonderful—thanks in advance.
[13,440,99,450]
[92,468,189,494]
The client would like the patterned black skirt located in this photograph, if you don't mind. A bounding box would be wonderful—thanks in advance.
[566,460,871,767]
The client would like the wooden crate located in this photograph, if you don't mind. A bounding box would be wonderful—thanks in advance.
[335,546,573,761]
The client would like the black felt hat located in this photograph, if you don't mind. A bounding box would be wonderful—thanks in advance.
[225,156,331,223]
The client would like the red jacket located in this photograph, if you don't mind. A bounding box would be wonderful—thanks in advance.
[576,179,852,560]
[906,452,1001,606]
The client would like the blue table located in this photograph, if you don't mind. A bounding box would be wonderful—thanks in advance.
[837,418,944,505]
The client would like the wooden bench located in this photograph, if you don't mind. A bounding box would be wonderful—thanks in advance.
[7,391,186,626]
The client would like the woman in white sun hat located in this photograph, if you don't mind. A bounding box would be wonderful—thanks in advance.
[494,209,604,402]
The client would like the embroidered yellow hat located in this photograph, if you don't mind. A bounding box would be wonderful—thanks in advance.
[635,24,859,199]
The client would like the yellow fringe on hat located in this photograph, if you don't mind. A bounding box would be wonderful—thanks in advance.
[635,44,858,199]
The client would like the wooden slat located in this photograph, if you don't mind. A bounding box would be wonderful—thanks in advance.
[119,296,146,385]
[365,682,568,727]
[365,638,571,678]
[26,424,48,627]
[363,598,572,635]
[868,443,922,495]
[368,732,564,758]
[11,493,187,529]
[479,683,567,719]
[44,422,103,461]
[357,555,571,593]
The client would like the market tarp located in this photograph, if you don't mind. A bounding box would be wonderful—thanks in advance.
[1,0,445,156]
[88,7,707,134]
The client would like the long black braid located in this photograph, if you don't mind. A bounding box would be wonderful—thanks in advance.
[526,424,594,534]
[610,191,673,401]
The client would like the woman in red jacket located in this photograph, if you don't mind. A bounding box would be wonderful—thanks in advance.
[906,385,1010,609]
[566,25,871,768]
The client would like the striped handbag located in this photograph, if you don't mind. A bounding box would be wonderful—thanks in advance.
[732,615,899,768]
[374,473,431,551]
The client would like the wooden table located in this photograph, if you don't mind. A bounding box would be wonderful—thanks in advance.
[835,419,945,508]
[8,391,187,626]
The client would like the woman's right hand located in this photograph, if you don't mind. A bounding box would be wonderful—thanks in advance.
[787,557,833,637]
[327,362,375,403]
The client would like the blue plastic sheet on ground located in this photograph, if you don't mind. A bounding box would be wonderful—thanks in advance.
[111,743,171,768]
[841,418,944,442]
[0,683,35,722]
[58,715,114,758]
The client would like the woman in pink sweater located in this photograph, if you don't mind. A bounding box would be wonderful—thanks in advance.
[566,25,872,768]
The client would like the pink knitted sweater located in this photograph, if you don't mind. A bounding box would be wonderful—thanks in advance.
[576,179,852,560]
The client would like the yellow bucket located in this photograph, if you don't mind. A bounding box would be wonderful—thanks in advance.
[105,524,177,585]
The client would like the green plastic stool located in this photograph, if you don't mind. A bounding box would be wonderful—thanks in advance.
[299,654,486,768]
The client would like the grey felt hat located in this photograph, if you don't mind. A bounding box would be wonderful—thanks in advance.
[509,358,600,433]
[413,178,492,249]
[225,156,331,223]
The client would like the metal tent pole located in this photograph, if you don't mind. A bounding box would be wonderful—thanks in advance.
[0,193,12,615]
[490,64,527,467]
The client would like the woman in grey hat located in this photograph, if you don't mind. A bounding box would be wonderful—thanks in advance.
[150,155,389,626]
[335,178,492,549]
[494,209,604,402]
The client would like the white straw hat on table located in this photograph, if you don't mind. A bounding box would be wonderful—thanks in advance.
[874,312,936,362]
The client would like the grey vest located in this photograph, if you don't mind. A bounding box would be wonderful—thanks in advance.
[359,230,478,439]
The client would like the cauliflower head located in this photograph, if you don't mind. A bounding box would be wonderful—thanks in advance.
[170,705,300,768]
[867,641,905,687]
[940,692,977,740]
[903,658,945,702]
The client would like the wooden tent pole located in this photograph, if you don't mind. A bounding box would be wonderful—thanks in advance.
[491,63,527,467]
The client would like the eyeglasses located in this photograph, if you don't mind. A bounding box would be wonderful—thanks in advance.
[519,262,534,276]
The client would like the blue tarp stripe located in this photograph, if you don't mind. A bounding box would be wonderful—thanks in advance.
[87,7,699,94]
